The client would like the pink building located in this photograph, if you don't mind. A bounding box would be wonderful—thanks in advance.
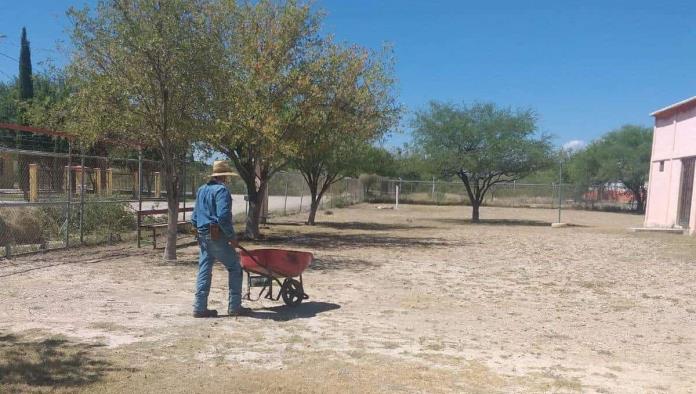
[645,96,696,234]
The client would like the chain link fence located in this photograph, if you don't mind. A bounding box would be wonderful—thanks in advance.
[1,127,642,258]
[1,128,365,257]
[364,177,642,211]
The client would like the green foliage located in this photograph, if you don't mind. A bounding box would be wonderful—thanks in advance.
[359,173,380,196]
[0,80,19,123]
[289,39,400,224]
[566,124,652,211]
[38,202,136,238]
[67,0,220,258]
[413,101,553,221]
[359,146,398,177]
[391,146,435,180]
[18,27,33,102]
[208,0,323,235]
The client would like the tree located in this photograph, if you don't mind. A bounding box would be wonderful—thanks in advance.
[291,42,399,225]
[67,0,217,260]
[209,0,321,238]
[18,27,33,102]
[568,125,651,212]
[413,102,552,222]
[359,145,398,177]
[16,27,35,200]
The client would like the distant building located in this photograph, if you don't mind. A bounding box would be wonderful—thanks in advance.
[645,96,696,234]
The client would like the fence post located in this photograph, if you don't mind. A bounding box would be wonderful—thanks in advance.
[132,169,139,199]
[395,185,400,209]
[138,149,143,211]
[299,193,303,213]
[105,169,113,197]
[283,179,288,216]
[154,171,161,198]
[79,151,86,245]
[94,168,102,196]
[65,144,72,248]
[29,163,38,202]
[63,166,69,192]
[432,176,435,202]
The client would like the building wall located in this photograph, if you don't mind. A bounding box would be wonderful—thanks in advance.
[645,103,696,231]
[645,158,674,227]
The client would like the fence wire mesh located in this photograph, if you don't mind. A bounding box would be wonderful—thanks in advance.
[1,143,366,257]
[366,178,642,211]
[1,126,641,258]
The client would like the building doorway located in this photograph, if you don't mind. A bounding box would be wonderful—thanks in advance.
[678,157,695,227]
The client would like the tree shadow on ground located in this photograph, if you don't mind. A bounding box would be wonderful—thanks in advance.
[262,232,452,250]
[0,333,128,391]
[433,218,568,227]
[229,301,340,321]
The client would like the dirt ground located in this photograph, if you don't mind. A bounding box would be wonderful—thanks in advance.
[1,204,695,393]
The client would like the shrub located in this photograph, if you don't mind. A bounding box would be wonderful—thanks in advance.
[37,202,136,238]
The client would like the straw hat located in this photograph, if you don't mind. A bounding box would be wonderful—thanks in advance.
[210,160,238,178]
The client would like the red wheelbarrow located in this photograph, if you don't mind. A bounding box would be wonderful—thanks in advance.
[237,246,313,306]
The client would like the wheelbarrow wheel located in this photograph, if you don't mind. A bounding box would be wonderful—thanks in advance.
[281,278,304,306]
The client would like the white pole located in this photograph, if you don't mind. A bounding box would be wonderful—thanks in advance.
[432,176,435,201]
[395,185,400,210]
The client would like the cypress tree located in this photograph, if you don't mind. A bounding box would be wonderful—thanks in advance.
[17,27,34,199]
[18,27,34,101]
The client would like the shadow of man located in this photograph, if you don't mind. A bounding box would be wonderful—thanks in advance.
[227,301,340,321]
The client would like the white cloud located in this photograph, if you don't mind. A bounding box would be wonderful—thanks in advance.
[562,139,586,152]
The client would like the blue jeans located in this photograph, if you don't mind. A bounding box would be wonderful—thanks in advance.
[193,236,242,313]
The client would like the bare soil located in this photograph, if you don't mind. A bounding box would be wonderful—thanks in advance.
[1,204,695,393]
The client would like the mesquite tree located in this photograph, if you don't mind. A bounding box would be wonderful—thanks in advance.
[292,42,399,225]
[413,102,552,222]
[209,0,320,239]
[67,0,217,260]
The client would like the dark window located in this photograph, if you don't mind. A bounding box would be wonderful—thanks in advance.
[659,161,665,172]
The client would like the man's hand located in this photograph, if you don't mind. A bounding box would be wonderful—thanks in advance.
[228,239,239,249]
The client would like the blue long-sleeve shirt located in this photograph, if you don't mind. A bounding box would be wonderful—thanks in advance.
[191,180,236,239]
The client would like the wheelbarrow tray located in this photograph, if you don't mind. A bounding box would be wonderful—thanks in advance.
[239,248,312,278]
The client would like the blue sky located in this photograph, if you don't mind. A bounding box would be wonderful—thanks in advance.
[1,0,696,149]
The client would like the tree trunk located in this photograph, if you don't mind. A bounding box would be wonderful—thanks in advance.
[472,202,480,223]
[307,192,320,225]
[244,180,267,239]
[162,161,180,261]
[631,185,646,213]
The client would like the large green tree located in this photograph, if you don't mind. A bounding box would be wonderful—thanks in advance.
[413,102,552,222]
[67,0,217,260]
[209,0,320,238]
[292,41,399,225]
[567,125,651,212]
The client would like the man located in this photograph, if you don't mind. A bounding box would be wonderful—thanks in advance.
[190,160,250,318]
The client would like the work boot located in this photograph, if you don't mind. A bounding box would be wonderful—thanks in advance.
[228,307,252,317]
[193,309,218,318]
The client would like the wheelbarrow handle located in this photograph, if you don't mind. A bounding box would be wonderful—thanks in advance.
[235,243,266,270]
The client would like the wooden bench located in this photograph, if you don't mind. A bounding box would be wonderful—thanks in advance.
[137,207,194,249]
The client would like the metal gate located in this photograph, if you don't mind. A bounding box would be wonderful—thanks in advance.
[678,157,695,227]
